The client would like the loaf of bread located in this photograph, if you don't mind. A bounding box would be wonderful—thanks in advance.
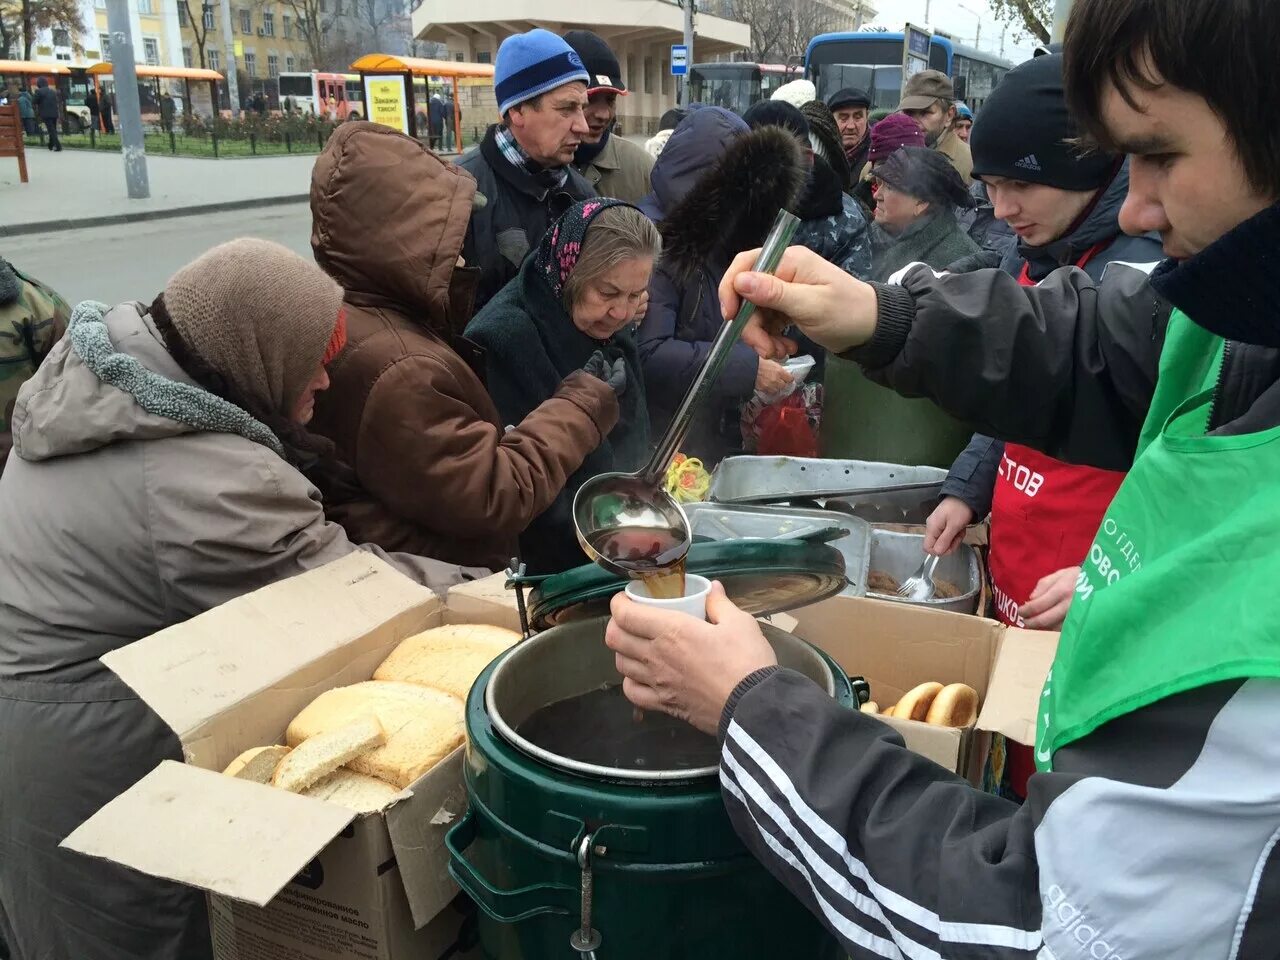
[302,769,402,813]
[373,624,520,700]
[286,681,464,789]
[223,745,292,784]
[890,682,944,722]
[272,715,386,793]
[924,683,980,728]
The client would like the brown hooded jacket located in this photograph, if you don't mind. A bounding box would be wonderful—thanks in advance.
[309,122,618,569]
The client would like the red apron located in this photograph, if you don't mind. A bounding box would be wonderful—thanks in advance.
[992,246,1126,793]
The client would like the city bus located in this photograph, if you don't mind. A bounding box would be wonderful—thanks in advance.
[804,31,1011,114]
[277,71,364,119]
[687,62,797,115]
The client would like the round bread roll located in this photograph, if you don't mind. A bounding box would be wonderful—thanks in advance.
[893,682,944,722]
[924,683,979,728]
[859,701,879,714]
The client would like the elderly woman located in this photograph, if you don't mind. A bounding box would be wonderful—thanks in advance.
[467,199,659,575]
[308,122,623,571]
[0,239,476,960]
[869,145,979,281]
[852,111,928,216]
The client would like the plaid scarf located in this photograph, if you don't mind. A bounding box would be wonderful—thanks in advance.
[495,124,569,189]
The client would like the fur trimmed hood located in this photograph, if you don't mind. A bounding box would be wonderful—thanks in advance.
[638,107,805,283]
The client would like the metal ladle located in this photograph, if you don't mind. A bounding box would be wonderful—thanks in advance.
[573,209,802,579]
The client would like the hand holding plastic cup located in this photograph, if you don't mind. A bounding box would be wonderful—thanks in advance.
[624,574,712,621]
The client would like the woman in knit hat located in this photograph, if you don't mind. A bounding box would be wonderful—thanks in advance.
[0,239,477,960]
[868,145,979,281]
[853,112,928,215]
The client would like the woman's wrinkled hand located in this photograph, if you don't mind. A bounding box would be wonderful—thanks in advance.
[718,245,880,358]
[605,582,778,735]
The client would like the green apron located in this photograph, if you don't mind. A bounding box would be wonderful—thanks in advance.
[1037,310,1280,770]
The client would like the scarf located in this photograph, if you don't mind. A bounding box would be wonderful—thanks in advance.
[574,128,610,169]
[1150,201,1280,347]
[533,197,637,303]
[495,124,569,190]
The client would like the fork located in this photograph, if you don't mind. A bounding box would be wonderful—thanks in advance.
[898,554,941,601]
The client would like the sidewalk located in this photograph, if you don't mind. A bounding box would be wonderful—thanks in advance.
[1,149,322,237]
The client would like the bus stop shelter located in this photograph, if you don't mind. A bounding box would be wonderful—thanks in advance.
[87,62,224,120]
[350,54,493,149]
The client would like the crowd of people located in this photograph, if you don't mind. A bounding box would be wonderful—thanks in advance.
[3,0,1279,955]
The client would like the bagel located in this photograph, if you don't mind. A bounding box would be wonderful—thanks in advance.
[924,683,980,728]
[893,682,944,722]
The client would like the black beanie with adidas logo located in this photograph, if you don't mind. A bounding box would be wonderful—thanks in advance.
[970,53,1117,192]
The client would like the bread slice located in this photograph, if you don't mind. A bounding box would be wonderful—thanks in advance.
[924,683,980,728]
[287,681,465,789]
[302,769,401,814]
[859,701,879,715]
[373,624,519,700]
[272,715,386,793]
[893,682,944,722]
[223,745,292,784]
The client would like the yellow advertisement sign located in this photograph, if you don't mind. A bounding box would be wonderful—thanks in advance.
[233,39,244,58]
[363,74,409,135]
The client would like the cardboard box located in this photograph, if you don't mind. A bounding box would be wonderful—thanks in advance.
[788,594,1057,779]
[61,553,507,960]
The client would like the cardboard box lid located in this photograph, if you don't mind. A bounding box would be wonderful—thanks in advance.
[61,761,356,906]
[977,627,1059,746]
[102,552,438,743]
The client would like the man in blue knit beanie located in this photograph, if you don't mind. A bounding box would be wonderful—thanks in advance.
[458,28,598,310]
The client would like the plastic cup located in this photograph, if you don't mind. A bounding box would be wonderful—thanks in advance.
[624,574,712,621]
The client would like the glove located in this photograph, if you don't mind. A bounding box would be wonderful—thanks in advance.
[582,350,627,396]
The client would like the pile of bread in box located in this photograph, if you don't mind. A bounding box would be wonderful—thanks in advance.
[859,680,979,726]
[221,623,519,812]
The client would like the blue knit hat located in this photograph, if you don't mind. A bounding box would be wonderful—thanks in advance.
[495,29,590,116]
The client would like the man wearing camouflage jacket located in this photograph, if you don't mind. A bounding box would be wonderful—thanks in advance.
[1,258,69,474]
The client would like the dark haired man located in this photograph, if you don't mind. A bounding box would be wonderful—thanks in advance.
[458,28,596,310]
[602,0,1280,955]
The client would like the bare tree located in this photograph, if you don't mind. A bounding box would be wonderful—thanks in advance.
[178,0,213,67]
[352,0,405,52]
[2,0,84,59]
[728,0,852,62]
[278,0,334,71]
[988,0,1050,44]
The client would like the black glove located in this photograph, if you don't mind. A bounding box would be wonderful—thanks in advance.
[582,350,627,396]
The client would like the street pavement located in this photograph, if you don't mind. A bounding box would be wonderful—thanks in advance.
[13,202,313,307]
[1,149,318,235]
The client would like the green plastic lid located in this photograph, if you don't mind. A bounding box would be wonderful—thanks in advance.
[525,540,847,630]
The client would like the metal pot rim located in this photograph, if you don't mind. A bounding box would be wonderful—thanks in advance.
[484,619,834,782]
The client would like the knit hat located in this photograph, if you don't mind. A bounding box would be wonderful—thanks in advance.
[956,102,974,121]
[162,238,345,416]
[564,30,626,94]
[800,100,851,184]
[875,146,975,210]
[970,53,1117,191]
[494,29,590,115]
[770,78,816,109]
[867,112,926,163]
[827,87,870,112]
[645,127,675,159]
[742,99,809,143]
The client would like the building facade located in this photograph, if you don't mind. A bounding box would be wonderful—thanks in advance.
[411,0,751,134]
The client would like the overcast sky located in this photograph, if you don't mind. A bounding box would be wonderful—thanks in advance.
[866,0,1040,66]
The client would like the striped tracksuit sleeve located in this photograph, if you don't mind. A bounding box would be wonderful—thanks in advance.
[719,668,1044,959]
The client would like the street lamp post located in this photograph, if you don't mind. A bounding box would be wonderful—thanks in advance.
[104,0,150,198]
[219,0,239,114]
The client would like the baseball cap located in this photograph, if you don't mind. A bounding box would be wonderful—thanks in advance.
[564,30,628,95]
[897,70,956,111]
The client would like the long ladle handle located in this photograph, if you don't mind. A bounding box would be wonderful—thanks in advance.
[640,209,802,484]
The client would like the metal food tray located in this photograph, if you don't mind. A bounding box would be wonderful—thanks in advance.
[708,456,948,524]
[683,502,871,598]
[865,530,981,614]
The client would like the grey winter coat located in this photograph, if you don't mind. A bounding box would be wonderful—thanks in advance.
[0,301,473,960]
[939,162,1165,516]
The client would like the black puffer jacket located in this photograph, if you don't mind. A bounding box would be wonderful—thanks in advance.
[636,107,805,465]
[457,125,596,311]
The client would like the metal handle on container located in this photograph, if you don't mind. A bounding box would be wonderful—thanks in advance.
[638,209,801,485]
[446,809,578,923]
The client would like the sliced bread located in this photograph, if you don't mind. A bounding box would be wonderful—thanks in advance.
[272,715,386,793]
[287,681,464,789]
[373,624,519,700]
[223,745,292,784]
[302,769,401,814]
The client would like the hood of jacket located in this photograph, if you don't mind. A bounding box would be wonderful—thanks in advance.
[1009,160,1157,275]
[0,258,18,305]
[311,122,477,337]
[644,113,806,283]
[12,301,281,462]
